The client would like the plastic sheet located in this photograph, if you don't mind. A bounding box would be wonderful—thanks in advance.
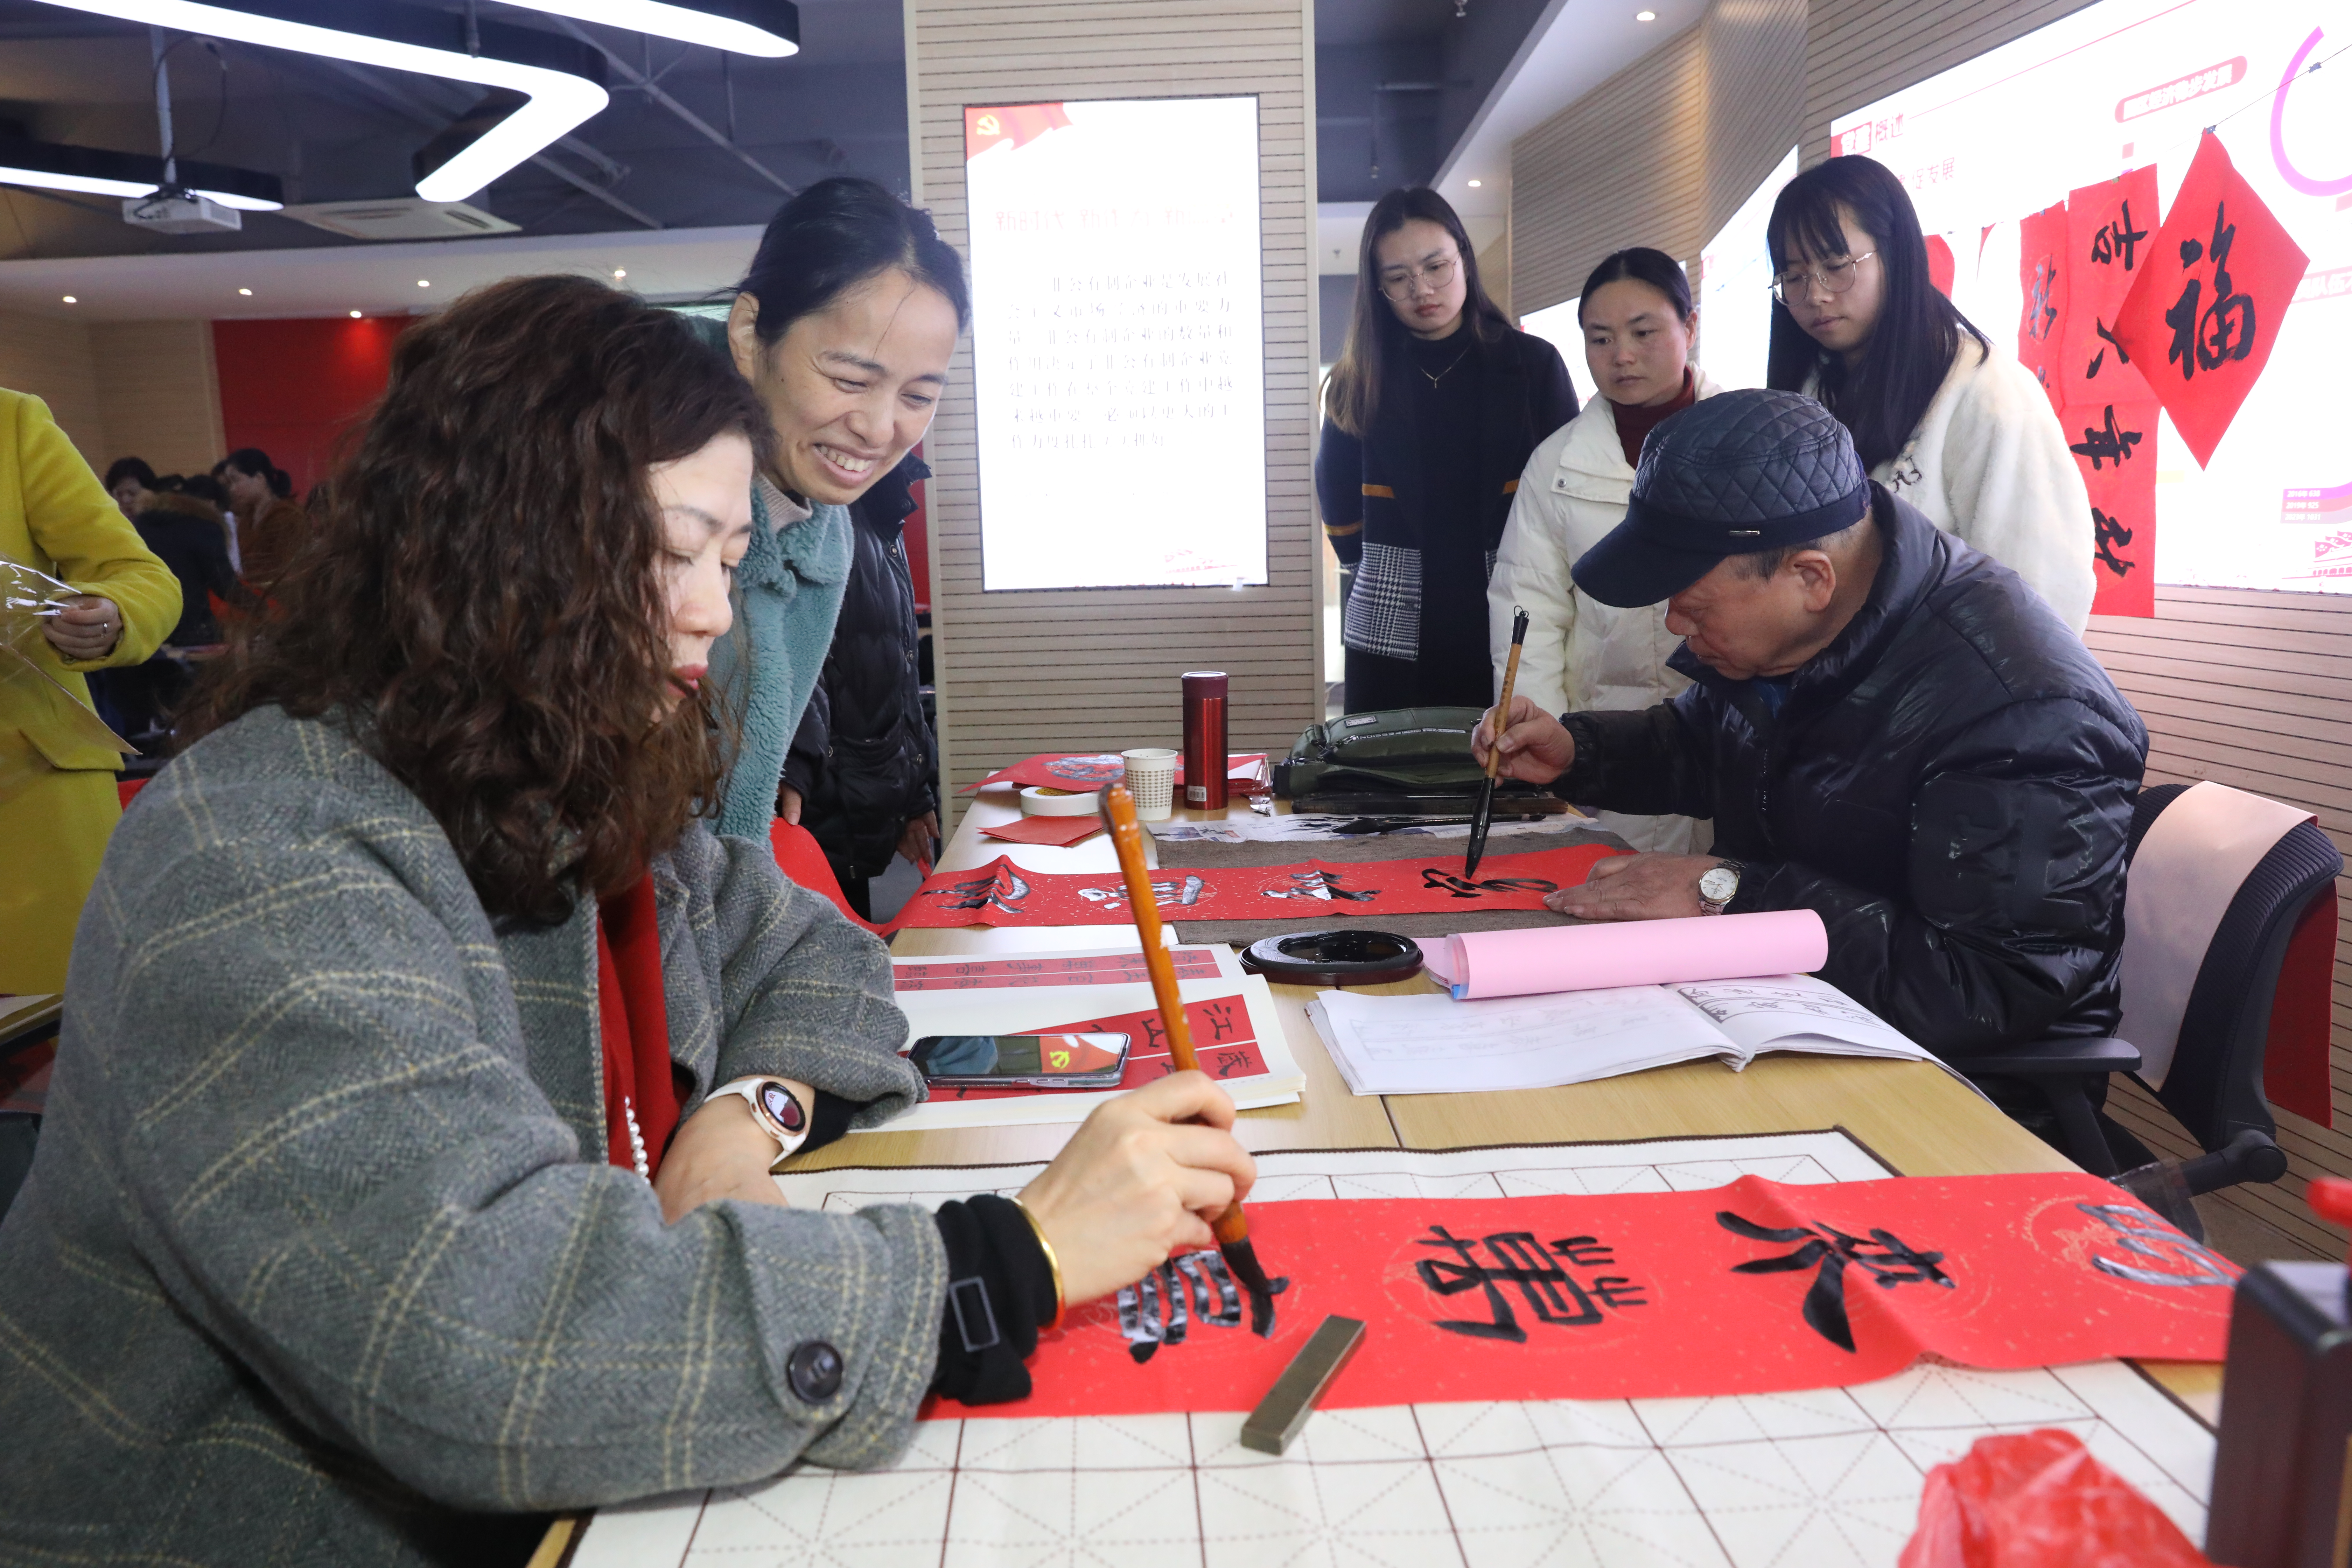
[0,555,137,806]
[1900,1429,2212,1567]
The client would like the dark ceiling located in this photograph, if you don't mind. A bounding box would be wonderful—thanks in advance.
[0,0,1546,260]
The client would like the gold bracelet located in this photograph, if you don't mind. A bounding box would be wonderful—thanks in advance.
[1007,1196,1066,1331]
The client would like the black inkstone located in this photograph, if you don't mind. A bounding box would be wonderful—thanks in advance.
[786,1341,844,1403]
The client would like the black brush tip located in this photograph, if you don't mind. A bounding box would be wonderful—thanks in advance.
[1219,1237,1290,1338]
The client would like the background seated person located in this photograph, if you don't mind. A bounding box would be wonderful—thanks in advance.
[0,276,1253,1567]
[1475,389,2147,1065]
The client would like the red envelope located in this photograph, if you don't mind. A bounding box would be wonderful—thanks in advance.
[2112,132,2310,468]
[979,814,1105,848]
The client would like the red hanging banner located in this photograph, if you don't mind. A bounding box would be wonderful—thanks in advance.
[884,842,1624,932]
[2016,201,2072,413]
[2112,132,2311,468]
[2058,166,2160,412]
[932,1172,2235,1419]
[2064,397,2161,618]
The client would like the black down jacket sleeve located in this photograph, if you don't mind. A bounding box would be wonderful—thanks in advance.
[1728,699,2139,1058]
[1556,705,1720,822]
[784,680,829,803]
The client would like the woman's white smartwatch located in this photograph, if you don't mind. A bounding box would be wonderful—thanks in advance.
[710,1076,813,1171]
[1697,860,1743,916]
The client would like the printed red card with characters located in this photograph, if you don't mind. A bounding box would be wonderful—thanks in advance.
[931,1172,2236,1418]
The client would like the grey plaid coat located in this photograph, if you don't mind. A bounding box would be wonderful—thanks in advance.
[0,707,943,1566]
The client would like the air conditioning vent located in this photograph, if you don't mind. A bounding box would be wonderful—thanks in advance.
[278,199,519,240]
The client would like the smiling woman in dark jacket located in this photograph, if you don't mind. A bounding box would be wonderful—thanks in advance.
[783,450,938,916]
[1315,187,1577,712]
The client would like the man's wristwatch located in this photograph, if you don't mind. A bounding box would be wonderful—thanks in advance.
[1697,860,1744,916]
[710,1076,813,1171]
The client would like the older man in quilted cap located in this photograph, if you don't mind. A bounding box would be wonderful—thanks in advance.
[1477,388,2147,1065]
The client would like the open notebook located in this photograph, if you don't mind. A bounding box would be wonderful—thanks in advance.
[1307,973,1934,1096]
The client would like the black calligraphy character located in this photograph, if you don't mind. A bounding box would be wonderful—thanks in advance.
[1415,1227,1614,1342]
[2068,406,2144,470]
[2092,507,2135,578]
[1117,1251,1245,1362]
[1202,1000,1239,1042]
[2087,201,2147,271]
[2162,202,2259,382]
[1212,1048,1251,1079]
[2024,257,2059,343]
[2075,1202,2235,1288]
[1419,869,1561,899]
[1718,1211,1953,1352]
[1135,1014,1166,1053]
[2197,202,2256,371]
[2085,319,2132,379]
[926,864,1032,916]
[1261,869,1378,903]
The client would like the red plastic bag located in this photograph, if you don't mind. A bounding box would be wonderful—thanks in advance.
[1900,1429,2211,1568]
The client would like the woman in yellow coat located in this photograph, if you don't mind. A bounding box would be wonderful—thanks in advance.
[1,388,180,993]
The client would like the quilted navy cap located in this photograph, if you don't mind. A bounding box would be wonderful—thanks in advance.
[1571,389,1871,608]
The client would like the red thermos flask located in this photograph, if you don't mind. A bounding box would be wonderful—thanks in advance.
[1182,671,1228,810]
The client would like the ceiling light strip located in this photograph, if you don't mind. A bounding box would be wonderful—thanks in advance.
[0,162,276,210]
[502,1,798,58]
[36,0,609,201]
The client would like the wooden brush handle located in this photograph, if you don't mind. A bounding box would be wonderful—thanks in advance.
[1101,781,1249,1246]
[1484,639,1526,783]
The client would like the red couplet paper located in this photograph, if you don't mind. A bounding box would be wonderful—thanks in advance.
[933,1172,2236,1420]
[883,841,1624,933]
[960,752,1130,794]
[2064,398,2161,618]
[979,814,1105,849]
[2058,166,2160,412]
[2112,132,2311,468]
[2016,201,2072,412]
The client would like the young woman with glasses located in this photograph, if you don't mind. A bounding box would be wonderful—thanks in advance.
[1487,247,1720,854]
[1316,187,1578,712]
[1765,154,2093,630]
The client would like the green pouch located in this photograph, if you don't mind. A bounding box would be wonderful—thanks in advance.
[1271,707,1499,796]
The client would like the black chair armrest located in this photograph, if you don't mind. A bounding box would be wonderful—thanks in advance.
[1959,1036,2143,1077]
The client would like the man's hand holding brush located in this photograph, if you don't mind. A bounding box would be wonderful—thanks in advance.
[1016,1072,1258,1304]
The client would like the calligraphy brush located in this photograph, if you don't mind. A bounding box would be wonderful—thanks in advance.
[1101,780,1290,1337]
[1466,605,1531,879]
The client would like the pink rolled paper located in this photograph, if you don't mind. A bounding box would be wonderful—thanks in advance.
[1421,910,1829,1000]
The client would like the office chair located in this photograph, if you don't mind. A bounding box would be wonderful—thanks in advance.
[1962,782,2339,1230]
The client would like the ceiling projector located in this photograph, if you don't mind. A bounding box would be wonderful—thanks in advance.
[122,187,242,235]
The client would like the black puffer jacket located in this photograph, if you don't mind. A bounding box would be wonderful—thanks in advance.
[784,454,937,883]
[1556,486,2148,1059]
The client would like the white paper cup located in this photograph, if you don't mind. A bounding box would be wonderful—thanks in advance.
[1121,748,1179,821]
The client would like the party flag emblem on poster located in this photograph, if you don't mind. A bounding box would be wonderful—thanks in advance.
[2112,132,2310,468]
[966,102,1073,159]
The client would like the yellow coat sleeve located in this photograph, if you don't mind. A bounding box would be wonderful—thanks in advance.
[3,388,181,673]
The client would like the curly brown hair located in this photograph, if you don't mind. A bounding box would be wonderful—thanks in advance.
[182,275,774,926]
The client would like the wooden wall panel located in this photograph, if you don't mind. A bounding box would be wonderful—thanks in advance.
[0,310,105,466]
[1511,25,1707,315]
[90,321,224,481]
[1699,0,1806,234]
[908,0,1321,831]
[2088,587,2352,1260]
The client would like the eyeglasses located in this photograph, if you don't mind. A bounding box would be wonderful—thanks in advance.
[1378,255,1459,301]
[1771,252,1876,304]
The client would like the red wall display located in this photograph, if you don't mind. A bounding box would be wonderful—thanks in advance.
[213,315,413,498]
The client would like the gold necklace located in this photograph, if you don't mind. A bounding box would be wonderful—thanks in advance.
[1419,342,1473,387]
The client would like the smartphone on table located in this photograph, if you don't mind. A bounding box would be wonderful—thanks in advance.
[910,1032,1132,1089]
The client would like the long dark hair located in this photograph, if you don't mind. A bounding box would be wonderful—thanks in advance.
[216,446,293,499]
[1323,187,1512,437]
[1764,155,1988,471]
[181,275,775,926]
[1578,247,1693,324]
[738,176,970,345]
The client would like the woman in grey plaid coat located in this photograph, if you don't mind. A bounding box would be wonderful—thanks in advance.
[0,277,1254,1568]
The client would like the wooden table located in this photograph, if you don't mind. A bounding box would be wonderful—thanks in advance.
[527,784,2220,1567]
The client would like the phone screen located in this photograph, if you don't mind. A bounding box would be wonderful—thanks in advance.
[910,1032,1131,1087]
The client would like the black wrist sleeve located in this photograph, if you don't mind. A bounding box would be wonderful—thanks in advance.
[804,1090,857,1157]
[929,1195,1059,1406]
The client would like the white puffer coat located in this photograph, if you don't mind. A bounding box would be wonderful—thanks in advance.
[1489,371,1725,854]
[1814,337,2095,633]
